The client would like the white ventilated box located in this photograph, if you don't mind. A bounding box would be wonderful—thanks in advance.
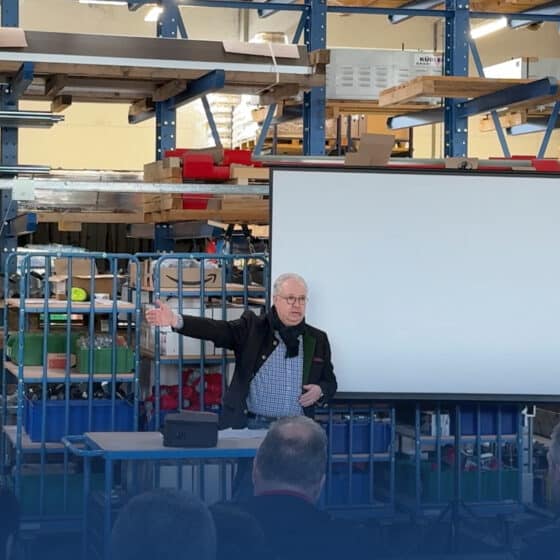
[326,48,443,100]
[484,57,560,80]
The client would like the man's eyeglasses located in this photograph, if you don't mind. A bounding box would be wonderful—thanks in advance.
[277,295,308,306]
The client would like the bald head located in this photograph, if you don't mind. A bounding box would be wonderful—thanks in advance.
[253,416,327,502]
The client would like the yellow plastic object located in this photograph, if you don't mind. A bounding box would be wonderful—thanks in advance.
[70,287,88,302]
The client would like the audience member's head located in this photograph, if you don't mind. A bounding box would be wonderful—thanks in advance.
[111,489,216,560]
[210,502,267,560]
[252,415,327,503]
[0,487,19,560]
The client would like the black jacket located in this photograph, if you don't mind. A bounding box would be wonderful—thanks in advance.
[238,494,370,560]
[176,309,337,428]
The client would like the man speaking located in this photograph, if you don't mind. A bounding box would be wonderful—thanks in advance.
[145,272,337,429]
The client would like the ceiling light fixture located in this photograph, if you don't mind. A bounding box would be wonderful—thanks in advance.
[470,17,507,39]
[144,5,164,21]
[78,0,128,5]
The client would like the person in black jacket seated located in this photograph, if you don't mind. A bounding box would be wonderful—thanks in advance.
[241,415,367,560]
[145,272,337,429]
[520,421,560,559]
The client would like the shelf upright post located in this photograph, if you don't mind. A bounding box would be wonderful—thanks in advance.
[155,0,180,160]
[443,0,469,157]
[0,0,19,278]
[303,0,326,155]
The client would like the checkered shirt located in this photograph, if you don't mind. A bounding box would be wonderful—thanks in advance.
[246,335,304,418]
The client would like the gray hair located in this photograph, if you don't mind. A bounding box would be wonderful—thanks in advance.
[254,416,327,490]
[550,422,560,467]
[273,273,308,296]
[111,489,216,560]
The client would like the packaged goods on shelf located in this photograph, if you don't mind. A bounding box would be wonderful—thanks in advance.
[49,257,122,300]
[129,259,222,290]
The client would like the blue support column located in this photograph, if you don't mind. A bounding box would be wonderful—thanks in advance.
[444,0,469,157]
[201,96,223,148]
[537,100,560,159]
[154,224,175,252]
[155,1,179,158]
[0,0,20,275]
[303,0,326,155]
[254,103,277,156]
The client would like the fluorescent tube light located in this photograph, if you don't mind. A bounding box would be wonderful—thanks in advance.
[470,17,507,39]
[79,0,128,5]
[144,6,163,21]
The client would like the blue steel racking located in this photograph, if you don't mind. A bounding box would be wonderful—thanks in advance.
[395,403,525,519]
[1,251,142,530]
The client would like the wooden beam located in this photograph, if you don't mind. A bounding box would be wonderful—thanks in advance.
[153,79,188,102]
[259,84,301,105]
[51,94,72,113]
[479,110,527,132]
[309,49,330,66]
[37,212,145,224]
[128,97,155,118]
[57,220,82,232]
[145,206,269,225]
[45,74,67,97]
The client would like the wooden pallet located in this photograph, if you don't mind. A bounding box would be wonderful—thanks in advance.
[378,76,533,107]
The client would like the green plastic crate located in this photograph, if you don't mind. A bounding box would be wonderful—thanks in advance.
[76,345,134,374]
[6,332,80,366]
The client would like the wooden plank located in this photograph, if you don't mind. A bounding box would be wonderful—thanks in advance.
[152,79,187,102]
[220,196,267,209]
[58,220,82,232]
[259,83,301,105]
[145,206,269,225]
[326,99,434,118]
[37,212,145,224]
[51,94,72,113]
[129,97,155,117]
[378,76,532,107]
[309,49,330,66]
[229,165,270,184]
[45,73,66,97]
[479,110,527,132]
[143,158,182,182]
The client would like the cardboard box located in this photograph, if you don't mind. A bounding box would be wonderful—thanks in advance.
[344,133,394,167]
[46,353,76,370]
[50,258,118,299]
[130,260,222,291]
[141,304,215,356]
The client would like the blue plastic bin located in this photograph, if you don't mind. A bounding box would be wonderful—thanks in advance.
[453,405,518,435]
[24,398,135,442]
[325,420,391,453]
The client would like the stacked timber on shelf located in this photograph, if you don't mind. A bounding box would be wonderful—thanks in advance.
[247,101,416,155]
[377,75,560,108]
[142,157,269,225]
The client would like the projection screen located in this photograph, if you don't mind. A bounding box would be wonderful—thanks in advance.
[270,167,560,401]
